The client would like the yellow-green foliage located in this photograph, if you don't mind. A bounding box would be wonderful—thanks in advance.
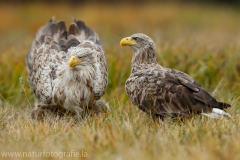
[0,2,239,160]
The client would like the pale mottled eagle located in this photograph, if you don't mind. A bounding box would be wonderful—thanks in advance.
[26,17,108,119]
[120,33,231,119]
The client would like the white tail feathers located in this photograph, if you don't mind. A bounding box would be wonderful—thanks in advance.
[201,108,231,119]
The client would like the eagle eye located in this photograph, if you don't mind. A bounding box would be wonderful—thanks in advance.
[132,37,138,41]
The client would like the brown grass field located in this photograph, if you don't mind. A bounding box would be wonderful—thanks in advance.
[0,2,240,160]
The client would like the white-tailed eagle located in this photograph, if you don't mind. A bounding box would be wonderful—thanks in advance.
[26,17,108,119]
[120,33,231,119]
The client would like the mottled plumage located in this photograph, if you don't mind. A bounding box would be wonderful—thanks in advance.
[27,17,108,119]
[120,33,231,119]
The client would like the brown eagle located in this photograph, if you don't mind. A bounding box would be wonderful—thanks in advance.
[120,33,231,119]
[26,17,108,119]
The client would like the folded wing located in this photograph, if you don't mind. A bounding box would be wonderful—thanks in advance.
[125,67,230,118]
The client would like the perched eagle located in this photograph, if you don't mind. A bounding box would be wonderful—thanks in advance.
[120,33,231,119]
[26,17,108,119]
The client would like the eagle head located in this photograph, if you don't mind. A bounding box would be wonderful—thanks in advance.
[68,47,96,69]
[120,33,155,53]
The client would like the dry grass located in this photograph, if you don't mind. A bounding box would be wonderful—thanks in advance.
[0,2,240,160]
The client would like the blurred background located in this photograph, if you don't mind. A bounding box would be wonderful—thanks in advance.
[0,1,239,108]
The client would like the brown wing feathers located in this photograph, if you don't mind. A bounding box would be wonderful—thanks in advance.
[192,89,230,109]
[170,71,230,110]
[73,19,102,45]
[27,17,66,69]
[130,69,230,118]
[27,17,101,61]
[168,72,230,111]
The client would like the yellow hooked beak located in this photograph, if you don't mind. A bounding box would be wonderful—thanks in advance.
[120,37,137,47]
[69,56,82,67]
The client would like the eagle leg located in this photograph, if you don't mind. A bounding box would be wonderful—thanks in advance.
[31,103,62,120]
[92,100,109,114]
